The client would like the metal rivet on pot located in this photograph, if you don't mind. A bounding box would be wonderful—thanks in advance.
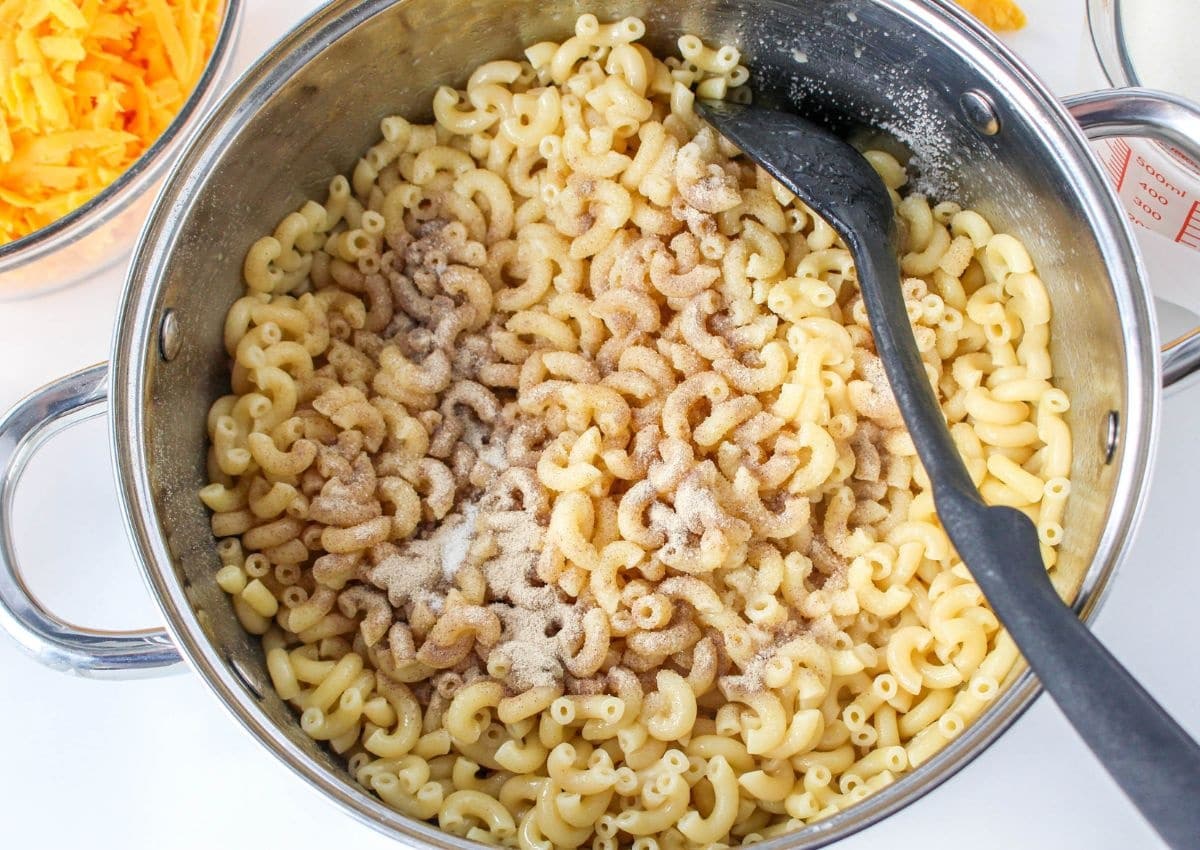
[229,655,264,700]
[159,309,181,361]
[960,90,1000,136]
[1104,410,1119,464]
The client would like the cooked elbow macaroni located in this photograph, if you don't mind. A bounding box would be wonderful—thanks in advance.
[201,17,1073,848]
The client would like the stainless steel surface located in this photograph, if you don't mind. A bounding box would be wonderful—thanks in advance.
[1065,89,1200,392]
[159,310,182,362]
[1066,88,1200,160]
[92,0,1160,846]
[0,364,183,677]
[1105,410,1121,464]
[959,90,1002,136]
[0,0,245,300]
[1162,327,1200,390]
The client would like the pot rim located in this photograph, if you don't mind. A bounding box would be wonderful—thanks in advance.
[110,0,1160,846]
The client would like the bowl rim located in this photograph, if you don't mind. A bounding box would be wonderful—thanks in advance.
[1086,0,1135,90]
[0,0,246,270]
[112,0,1160,847]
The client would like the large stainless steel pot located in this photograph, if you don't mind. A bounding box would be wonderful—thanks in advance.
[2,0,1200,846]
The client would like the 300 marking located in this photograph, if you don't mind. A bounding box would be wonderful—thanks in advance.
[1134,197,1163,221]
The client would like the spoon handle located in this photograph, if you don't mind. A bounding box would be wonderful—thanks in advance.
[939,493,1200,849]
[858,229,1200,848]
[692,98,1200,843]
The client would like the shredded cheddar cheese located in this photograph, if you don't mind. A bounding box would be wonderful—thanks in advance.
[0,0,223,246]
[956,0,1027,31]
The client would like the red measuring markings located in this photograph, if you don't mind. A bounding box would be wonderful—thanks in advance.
[1175,199,1200,248]
[1105,138,1133,190]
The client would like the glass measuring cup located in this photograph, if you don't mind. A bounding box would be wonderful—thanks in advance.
[1088,0,1200,256]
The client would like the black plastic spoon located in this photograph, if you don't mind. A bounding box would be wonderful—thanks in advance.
[698,98,1200,848]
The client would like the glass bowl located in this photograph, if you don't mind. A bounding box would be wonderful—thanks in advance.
[0,0,245,300]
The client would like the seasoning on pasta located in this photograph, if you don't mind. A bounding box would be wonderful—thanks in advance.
[201,14,1071,848]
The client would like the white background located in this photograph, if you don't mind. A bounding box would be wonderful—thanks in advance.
[1,1,1197,847]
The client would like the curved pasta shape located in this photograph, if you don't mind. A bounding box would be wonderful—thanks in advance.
[203,16,1073,848]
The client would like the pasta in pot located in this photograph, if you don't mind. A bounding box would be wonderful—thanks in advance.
[200,15,1071,848]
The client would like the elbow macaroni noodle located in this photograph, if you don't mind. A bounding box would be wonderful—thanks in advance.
[202,17,1073,848]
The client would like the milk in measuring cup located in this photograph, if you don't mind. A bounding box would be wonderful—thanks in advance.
[1093,0,1200,255]
[1122,0,1200,98]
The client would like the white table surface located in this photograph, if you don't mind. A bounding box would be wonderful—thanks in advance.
[1,1,1198,847]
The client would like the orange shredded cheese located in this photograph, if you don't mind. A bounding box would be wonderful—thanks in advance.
[956,0,1027,31]
[0,0,223,246]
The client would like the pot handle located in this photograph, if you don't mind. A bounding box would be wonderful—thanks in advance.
[0,363,183,678]
[1065,88,1200,390]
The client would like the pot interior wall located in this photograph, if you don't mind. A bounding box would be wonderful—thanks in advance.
[134,0,1132,839]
